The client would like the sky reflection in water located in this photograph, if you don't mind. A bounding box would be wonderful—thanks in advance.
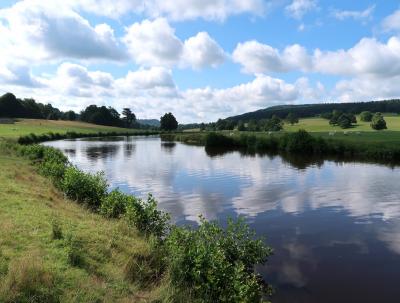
[45,136,400,303]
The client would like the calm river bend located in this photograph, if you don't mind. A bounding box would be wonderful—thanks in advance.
[44,135,400,303]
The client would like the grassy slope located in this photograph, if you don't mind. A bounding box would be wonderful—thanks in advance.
[283,115,400,144]
[0,119,132,139]
[0,121,164,302]
[0,151,162,302]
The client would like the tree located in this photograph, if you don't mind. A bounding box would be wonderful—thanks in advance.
[247,119,259,131]
[237,120,246,131]
[122,108,136,128]
[337,114,352,129]
[264,115,283,131]
[286,112,299,125]
[160,113,178,131]
[0,93,25,117]
[360,111,373,122]
[371,113,387,130]
[329,110,342,125]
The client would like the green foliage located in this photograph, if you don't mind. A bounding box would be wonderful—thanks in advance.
[337,114,352,129]
[280,130,319,154]
[237,120,246,131]
[62,166,108,209]
[0,255,60,303]
[360,111,373,122]
[125,194,170,238]
[160,112,178,131]
[100,189,134,218]
[205,132,237,148]
[263,115,283,131]
[286,112,299,125]
[371,112,387,130]
[51,220,63,240]
[65,234,85,268]
[166,217,272,303]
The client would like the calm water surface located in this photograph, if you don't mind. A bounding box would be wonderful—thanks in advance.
[45,136,400,303]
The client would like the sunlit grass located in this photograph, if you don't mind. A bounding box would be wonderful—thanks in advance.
[0,150,164,302]
[0,119,132,140]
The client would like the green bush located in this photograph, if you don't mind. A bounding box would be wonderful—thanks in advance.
[165,217,272,303]
[100,189,134,218]
[65,235,85,268]
[125,194,170,238]
[51,220,63,240]
[360,111,373,122]
[205,132,236,148]
[280,130,316,153]
[62,166,108,209]
[371,112,387,130]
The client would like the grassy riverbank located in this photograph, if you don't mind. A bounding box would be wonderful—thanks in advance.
[0,145,164,302]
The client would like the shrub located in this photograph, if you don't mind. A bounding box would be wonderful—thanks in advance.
[125,194,170,238]
[165,217,272,303]
[62,166,108,209]
[100,189,133,218]
[371,112,387,130]
[280,130,316,154]
[65,235,85,268]
[360,111,373,122]
[205,132,236,148]
[51,220,63,240]
[0,254,60,303]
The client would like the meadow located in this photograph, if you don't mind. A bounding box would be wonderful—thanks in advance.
[0,119,132,139]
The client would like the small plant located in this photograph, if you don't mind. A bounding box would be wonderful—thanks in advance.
[65,235,85,268]
[100,189,133,218]
[125,194,170,238]
[51,219,63,240]
[62,166,108,210]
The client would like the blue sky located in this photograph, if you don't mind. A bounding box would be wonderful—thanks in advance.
[1,0,400,122]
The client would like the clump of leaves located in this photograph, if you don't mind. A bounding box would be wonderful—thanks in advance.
[165,217,273,302]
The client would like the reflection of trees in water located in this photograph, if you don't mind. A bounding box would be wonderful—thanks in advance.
[85,145,120,159]
[80,136,126,142]
[124,143,135,157]
[63,149,76,156]
[161,142,176,153]
[280,153,324,170]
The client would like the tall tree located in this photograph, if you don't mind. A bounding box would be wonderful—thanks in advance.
[371,113,387,130]
[286,112,299,125]
[122,108,136,127]
[160,113,178,131]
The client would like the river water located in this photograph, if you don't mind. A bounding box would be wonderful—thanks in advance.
[44,136,400,303]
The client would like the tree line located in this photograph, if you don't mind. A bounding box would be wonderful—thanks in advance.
[226,99,400,122]
[0,92,179,131]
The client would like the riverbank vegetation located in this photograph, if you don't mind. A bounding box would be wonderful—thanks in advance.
[163,129,400,164]
[0,132,272,302]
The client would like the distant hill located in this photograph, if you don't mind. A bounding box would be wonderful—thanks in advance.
[226,99,400,122]
[138,119,160,127]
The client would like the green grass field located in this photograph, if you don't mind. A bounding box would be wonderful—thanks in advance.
[0,119,132,139]
[0,144,172,302]
[282,115,400,144]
